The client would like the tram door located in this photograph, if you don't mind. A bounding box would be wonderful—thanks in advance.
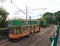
[35,25,40,32]
[30,25,35,33]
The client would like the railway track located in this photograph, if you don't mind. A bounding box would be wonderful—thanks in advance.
[0,38,12,46]
[0,25,55,46]
[27,27,54,46]
[26,26,55,46]
[11,26,54,46]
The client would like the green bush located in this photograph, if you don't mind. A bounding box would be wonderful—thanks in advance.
[0,19,8,28]
[40,18,49,27]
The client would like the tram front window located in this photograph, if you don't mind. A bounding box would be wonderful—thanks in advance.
[9,27,14,34]
[9,27,17,34]
[9,27,21,34]
[14,27,22,34]
[14,27,17,34]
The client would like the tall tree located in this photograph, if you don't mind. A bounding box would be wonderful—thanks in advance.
[54,11,60,23]
[43,12,54,24]
[0,7,9,28]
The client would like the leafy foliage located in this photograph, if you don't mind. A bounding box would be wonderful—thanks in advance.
[40,18,48,27]
[54,11,60,24]
[43,12,54,24]
[0,7,9,28]
[0,7,9,19]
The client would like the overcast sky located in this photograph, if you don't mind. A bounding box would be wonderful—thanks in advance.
[0,0,60,19]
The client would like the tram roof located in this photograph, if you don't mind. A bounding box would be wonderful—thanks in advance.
[7,19,40,21]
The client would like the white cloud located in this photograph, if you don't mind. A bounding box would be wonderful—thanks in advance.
[0,0,60,19]
[0,0,6,3]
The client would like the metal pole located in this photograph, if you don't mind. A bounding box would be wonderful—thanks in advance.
[26,6,28,25]
[26,6,27,21]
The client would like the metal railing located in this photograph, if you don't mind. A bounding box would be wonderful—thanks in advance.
[51,25,60,46]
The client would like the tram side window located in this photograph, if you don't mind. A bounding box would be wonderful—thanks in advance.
[37,25,39,27]
[13,27,21,34]
[14,27,17,34]
[28,26,30,29]
[21,27,25,32]
[26,26,30,30]
[16,27,21,34]
[30,26,33,29]
[19,27,21,32]
[30,26,32,28]
[23,27,26,31]
[21,27,23,32]
[26,26,28,30]
[32,26,34,28]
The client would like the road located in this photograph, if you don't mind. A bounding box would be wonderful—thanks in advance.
[0,25,55,46]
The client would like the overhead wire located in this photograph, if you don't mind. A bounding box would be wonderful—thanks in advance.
[10,0,47,19]
[11,0,47,12]
[11,0,26,14]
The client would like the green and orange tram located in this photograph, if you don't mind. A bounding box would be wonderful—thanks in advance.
[8,19,40,41]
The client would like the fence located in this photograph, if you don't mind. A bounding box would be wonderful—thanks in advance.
[50,25,60,46]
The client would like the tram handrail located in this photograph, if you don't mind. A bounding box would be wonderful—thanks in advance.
[51,25,60,46]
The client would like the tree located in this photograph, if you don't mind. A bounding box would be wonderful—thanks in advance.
[0,7,9,28]
[43,12,54,24]
[39,18,48,27]
[54,11,60,24]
